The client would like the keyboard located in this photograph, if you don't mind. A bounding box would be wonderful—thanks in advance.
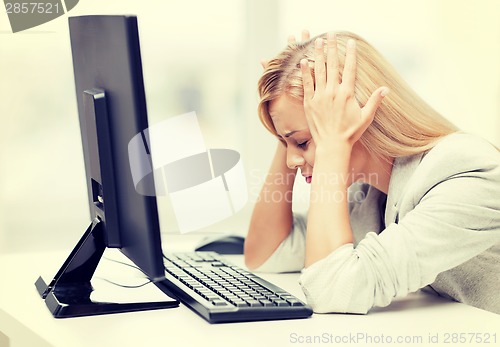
[160,252,313,323]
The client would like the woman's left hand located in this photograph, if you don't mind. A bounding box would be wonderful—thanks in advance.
[300,33,389,153]
[261,30,311,69]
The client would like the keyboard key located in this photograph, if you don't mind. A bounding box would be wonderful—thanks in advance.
[211,300,228,306]
[253,295,266,300]
[245,299,262,307]
[273,299,289,307]
[287,299,304,306]
[234,301,248,307]
[259,300,274,307]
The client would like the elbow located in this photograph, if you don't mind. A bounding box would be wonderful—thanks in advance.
[243,252,258,271]
[243,240,254,270]
[244,258,259,271]
[243,237,263,271]
[301,280,371,314]
[299,257,373,314]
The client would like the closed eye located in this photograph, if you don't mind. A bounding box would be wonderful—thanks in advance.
[297,141,308,149]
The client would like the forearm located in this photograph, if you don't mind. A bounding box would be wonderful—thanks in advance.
[305,145,353,268]
[245,142,297,269]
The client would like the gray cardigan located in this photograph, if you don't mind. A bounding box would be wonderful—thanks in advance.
[255,133,500,314]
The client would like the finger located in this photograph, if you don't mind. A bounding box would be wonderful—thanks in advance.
[314,38,326,90]
[288,35,296,44]
[301,30,310,41]
[353,87,386,142]
[300,59,315,100]
[361,87,389,123]
[260,59,269,69]
[342,39,357,91]
[326,32,340,90]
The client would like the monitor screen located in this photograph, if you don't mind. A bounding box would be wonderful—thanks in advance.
[69,15,165,281]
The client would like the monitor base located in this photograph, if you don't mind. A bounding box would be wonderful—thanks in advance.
[35,219,179,318]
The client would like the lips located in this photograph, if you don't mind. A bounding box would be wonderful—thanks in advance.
[302,174,312,184]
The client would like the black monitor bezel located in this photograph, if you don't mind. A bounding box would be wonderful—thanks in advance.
[69,15,165,281]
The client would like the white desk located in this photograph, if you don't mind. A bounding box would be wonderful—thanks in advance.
[1,233,499,347]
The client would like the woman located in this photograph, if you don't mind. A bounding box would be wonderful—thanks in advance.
[244,31,500,314]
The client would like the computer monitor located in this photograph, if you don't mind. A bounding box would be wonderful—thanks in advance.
[35,15,179,317]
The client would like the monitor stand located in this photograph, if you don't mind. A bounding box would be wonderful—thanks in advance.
[35,218,179,318]
[35,89,179,318]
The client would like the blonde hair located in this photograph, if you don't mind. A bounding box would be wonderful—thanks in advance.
[258,31,458,160]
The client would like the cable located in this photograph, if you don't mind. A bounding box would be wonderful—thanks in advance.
[103,256,146,272]
[94,277,153,289]
[97,256,156,289]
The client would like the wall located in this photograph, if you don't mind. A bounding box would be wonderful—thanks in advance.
[0,0,498,253]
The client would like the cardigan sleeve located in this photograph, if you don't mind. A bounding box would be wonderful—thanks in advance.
[300,160,500,314]
[251,213,308,273]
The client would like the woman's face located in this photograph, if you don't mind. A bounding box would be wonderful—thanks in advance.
[269,94,368,185]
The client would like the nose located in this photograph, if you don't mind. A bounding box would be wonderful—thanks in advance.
[286,146,305,169]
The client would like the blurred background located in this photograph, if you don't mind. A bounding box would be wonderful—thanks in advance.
[1,0,499,254]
